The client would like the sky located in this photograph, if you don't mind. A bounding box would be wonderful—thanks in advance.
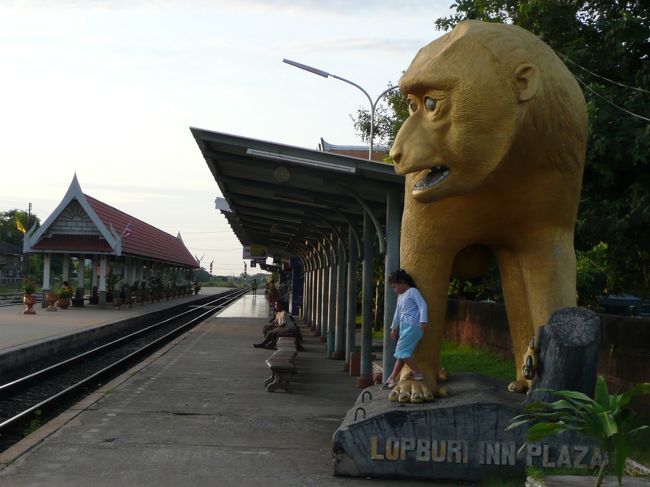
[0,0,451,276]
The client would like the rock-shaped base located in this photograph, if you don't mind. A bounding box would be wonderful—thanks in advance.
[333,374,603,482]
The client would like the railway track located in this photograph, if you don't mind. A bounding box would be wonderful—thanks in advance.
[0,287,248,452]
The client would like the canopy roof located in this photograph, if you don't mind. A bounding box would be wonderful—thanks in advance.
[191,128,404,260]
[25,175,198,268]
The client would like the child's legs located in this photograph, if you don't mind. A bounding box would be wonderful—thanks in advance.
[389,358,404,381]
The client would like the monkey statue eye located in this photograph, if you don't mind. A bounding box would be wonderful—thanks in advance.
[408,99,418,114]
[424,97,437,111]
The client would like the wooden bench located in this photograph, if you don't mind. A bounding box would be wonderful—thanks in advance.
[371,360,383,385]
[265,349,297,392]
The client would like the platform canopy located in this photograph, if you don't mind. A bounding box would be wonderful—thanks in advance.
[190,128,405,262]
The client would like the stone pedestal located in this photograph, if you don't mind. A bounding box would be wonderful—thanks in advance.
[530,307,600,404]
[334,374,601,482]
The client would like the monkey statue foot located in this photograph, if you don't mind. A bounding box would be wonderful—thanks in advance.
[507,379,530,393]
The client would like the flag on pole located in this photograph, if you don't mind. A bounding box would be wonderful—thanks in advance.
[16,219,26,234]
[121,223,133,239]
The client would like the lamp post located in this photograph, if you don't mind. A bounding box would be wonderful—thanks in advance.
[283,58,398,160]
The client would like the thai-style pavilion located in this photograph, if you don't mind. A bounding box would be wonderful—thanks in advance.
[23,175,198,307]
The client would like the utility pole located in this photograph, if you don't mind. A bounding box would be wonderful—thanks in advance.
[25,202,32,278]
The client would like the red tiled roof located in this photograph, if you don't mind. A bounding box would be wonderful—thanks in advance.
[32,234,112,252]
[85,195,198,267]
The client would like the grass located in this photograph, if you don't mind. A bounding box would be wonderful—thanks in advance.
[440,340,515,382]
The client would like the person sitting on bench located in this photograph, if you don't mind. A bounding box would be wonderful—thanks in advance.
[254,300,303,350]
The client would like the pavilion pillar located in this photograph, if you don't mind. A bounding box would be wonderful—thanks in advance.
[345,225,358,373]
[382,189,401,382]
[358,212,375,388]
[62,254,70,283]
[41,253,52,308]
[73,254,85,307]
[98,255,108,307]
[333,234,347,360]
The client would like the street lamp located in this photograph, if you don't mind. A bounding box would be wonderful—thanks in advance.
[283,58,398,160]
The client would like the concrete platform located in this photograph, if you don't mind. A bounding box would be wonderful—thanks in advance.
[0,287,230,354]
[0,287,231,374]
[0,292,463,486]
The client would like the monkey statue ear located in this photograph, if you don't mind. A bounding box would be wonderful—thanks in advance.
[514,63,538,102]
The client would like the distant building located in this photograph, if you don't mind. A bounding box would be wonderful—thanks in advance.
[319,138,390,162]
[23,175,198,306]
[0,240,21,285]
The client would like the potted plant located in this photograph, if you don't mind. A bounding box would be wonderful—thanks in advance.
[507,376,650,487]
[105,272,121,303]
[56,283,73,310]
[193,281,201,295]
[113,284,126,309]
[22,276,37,315]
[45,289,58,311]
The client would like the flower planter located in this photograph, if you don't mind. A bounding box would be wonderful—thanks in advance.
[23,294,37,315]
[57,298,70,310]
[45,292,58,312]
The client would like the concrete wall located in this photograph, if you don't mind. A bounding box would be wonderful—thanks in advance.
[445,299,650,418]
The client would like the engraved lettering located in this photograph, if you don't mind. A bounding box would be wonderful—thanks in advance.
[370,436,384,460]
[573,446,589,469]
[416,439,430,462]
[527,444,542,465]
[589,448,605,470]
[486,442,500,465]
[432,440,446,462]
[447,440,462,464]
[501,442,516,466]
[385,438,399,461]
[556,445,571,468]
[542,445,556,467]
[400,438,416,460]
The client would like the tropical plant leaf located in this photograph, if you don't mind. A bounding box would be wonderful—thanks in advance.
[526,422,568,441]
[618,383,650,409]
[615,433,628,486]
[505,418,533,431]
[595,375,610,409]
[596,411,618,437]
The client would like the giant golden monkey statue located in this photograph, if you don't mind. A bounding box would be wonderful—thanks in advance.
[388,20,588,402]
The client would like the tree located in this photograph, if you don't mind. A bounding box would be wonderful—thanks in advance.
[0,209,39,248]
[353,1,650,296]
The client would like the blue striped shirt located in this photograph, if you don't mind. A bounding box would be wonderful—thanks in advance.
[390,287,428,331]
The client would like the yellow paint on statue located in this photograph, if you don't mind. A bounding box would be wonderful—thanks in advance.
[389,20,588,402]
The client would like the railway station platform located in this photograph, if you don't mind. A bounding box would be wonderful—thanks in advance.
[0,291,447,487]
[0,287,231,374]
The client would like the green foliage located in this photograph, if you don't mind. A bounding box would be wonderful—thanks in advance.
[0,209,40,247]
[448,263,503,301]
[22,276,36,295]
[506,376,650,487]
[440,340,515,381]
[351,85,409,150]
[576,241,617,306]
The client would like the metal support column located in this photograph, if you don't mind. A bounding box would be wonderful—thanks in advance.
[326,240,337,358]
[333,234,347,360]
[358,212,375,388]
[382,189,402,382]
[345,224,358,370]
